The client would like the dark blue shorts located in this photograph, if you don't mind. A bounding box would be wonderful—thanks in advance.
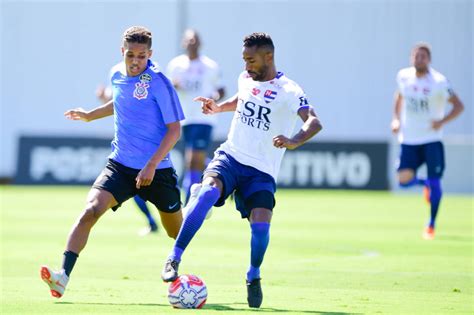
[204,151,276,219]
[398,141,445,178]
[182,124,213,150]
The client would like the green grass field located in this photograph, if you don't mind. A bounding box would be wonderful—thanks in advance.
[1,186,472,314]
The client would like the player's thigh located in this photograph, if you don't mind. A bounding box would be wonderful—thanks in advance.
[424,141,445,178]
[91,160,137,211]
[158,210,183,239]
[82,188,118,219]
[140,168,182,213]
[236,171,276,220]
[398,144,423,183]
[203,151,239,207]
[242,189,275,222]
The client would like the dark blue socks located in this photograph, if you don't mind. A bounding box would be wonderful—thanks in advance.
[62,250,78,277]
[247,222,270,281]
[427,178,442,228]
[169,185,220,262]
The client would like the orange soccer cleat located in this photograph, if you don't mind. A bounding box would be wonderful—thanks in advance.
[422,226,435,240]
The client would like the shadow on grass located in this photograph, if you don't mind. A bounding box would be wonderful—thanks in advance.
[438,235,472,242]
[205,303,359,314]
[56,302,358,314]
[55,302,168,307]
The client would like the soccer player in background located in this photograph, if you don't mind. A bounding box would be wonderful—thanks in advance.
[97,73,159,236]
[40,26,185,298]
[161,32,322,308]
[391,43,464,240]
[167,29,225,203]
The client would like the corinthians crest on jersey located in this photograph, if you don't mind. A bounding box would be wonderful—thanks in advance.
[133,73,152,100]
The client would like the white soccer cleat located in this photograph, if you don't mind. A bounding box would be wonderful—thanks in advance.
[40,265,69,298]
[183,184,213,220]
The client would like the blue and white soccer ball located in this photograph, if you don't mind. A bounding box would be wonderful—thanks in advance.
[168,274,208,309]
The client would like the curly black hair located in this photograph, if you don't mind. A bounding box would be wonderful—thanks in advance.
[243,32,274,51]
[123,26,152,49]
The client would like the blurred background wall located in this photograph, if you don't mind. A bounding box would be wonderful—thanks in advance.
[1,0,472,192]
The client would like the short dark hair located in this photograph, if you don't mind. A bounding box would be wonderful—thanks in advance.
[243,32,274,51]
[412,42,431,59]
[123,26,152,49]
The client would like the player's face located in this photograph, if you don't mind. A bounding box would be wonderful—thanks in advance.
[122,42,152,77]
[411,48,430,73]
[182,31,200,55]
[243,46,270,81]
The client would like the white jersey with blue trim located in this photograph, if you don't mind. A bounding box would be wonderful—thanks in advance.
[397,67,454,145]
[218,71,311,181]
[167,54,223,126]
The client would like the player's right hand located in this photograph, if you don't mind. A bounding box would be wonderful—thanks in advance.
[391,119,400,134]
[194,96,219,115]
[64,108,90,122]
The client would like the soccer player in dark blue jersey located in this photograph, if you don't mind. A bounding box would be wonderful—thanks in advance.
[97,73,159,236]
[40,26,185,298]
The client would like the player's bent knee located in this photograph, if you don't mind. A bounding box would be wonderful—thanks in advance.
[398,170,414,184]
[78,204,104,226]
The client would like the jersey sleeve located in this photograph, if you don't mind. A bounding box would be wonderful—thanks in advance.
[291,86,311,114]
[441,79,455,99]
[152,73,185,124]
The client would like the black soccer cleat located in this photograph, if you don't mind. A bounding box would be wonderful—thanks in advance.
[161,259,180,282]
[246,278,263,308]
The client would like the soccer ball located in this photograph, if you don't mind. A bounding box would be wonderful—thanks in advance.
[167,274,208,309]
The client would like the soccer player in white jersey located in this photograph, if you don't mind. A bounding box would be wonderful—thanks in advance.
[167,29,225,203]
[40,26,185,298]
[391,43,464,240]
[161,32,322,308]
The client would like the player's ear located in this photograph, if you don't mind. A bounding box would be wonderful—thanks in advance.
[121,47,125,56]
[264,51,273,63]
[148,49,153,58]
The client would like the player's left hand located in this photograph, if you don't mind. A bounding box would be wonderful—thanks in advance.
[431,120,444,130]
[273,135,298,150]
[136,163,155,189]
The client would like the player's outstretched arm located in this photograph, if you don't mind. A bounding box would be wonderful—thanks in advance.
[135,121,181,189]
[195,93,238,115]
[273,106,322,150]
[431,93,464,130]
[64,100,114,122]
